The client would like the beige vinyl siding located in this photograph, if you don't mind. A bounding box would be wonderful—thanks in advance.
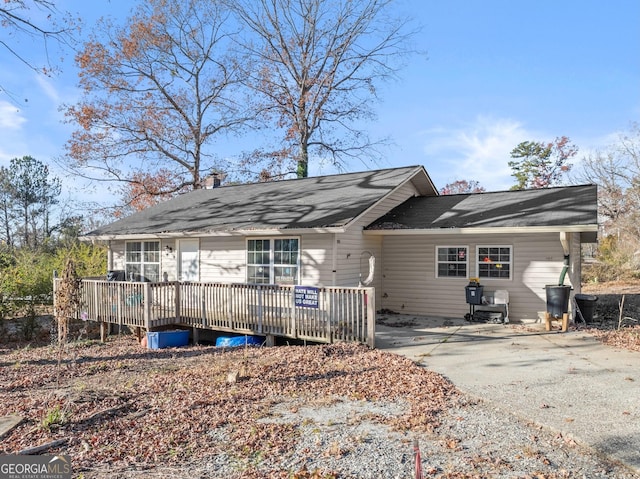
[380,235,441,315]
[199,235,334,285]
[334,232,383,288]
[109,234,335,286]
[300,233,335,285]
[380,232,575,321]
[199,236,245,282]
[335,181,421,300]
[161,240,178,281]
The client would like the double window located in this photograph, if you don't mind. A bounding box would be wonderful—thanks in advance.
[125,241,160,282]
[436,245,512,280]
[247,238,299,285]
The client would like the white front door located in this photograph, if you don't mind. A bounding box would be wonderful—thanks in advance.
[179,239,199,282]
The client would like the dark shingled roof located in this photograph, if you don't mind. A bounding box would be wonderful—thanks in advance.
[86,166,431,237]
[366,184,598,230]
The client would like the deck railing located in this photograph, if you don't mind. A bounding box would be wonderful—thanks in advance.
[54,279,376,347]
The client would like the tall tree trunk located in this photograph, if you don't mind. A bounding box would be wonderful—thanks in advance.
[23,204,29,249]
[297,140,309,178]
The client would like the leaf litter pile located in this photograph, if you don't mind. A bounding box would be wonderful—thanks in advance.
[588,326,640,352]
[1,336,636,478]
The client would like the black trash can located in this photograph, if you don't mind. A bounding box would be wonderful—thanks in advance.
[465,284,484,305]
[574,294,598,323]
[545,285,571,319]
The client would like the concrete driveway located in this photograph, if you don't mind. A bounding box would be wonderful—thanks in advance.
[376,314,640,474]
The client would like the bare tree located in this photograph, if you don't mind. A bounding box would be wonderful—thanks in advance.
[1,0,75,101]
[62,0,250,203]
[578,123,640,232]
[232,0,417,178]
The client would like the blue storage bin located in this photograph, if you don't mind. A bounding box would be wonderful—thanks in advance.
[215,335,264,348]
[147,330,190,349]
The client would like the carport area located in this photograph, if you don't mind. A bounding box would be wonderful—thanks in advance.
[376,313,640,474]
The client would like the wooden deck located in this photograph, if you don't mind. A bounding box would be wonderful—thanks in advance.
[55,280,376,347]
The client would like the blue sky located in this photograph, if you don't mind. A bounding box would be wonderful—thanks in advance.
[0,0,638,203]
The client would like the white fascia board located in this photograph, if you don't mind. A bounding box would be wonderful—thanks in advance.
[81,227,346,242]
[80,232,213,241]
[232,227,346,236]
[363,225,599,236]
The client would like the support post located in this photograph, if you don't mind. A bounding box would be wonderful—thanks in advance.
[143,283,152,331]
[100,322,107,343]
[257,285,263,334]
[174,282,181,323]
[561,313,569,332]
[325,290,332,343]
[201,283,207,328]
[366,287,376,348]
[544,312,552,331]
[93,283,99,322]
[290,287,296,337]
[227,284,233,329]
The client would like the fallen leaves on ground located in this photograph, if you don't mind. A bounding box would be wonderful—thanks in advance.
[0,337,457,477]
[588,325,640,352]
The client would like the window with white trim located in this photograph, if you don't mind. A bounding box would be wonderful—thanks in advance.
[436,246,468,278]
[247,238,299,284]
[125,241,160,282]
[477,246,512,279]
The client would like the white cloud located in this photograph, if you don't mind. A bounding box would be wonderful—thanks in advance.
[0,101,27,130]
[35,75,62,104]
[421,116,539,191]
[0,101,28,164]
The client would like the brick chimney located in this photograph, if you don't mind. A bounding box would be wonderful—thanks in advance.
[201,172,222,189]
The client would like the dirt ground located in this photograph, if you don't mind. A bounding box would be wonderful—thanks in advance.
[0,338,463,478]
[2,336,638,479]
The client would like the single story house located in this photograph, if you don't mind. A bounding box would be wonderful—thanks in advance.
[83,165,598,322]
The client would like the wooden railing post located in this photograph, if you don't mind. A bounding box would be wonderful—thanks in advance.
[257,285,263,334]
[290,287,296,337]
[366,287,375,348]
[325,289,332,343]
[116,287,122,329]
[227,284,233,329]
[201,283,206,328]
[174,281,181,323]
[143,282,152,330]
[93,281,99,321]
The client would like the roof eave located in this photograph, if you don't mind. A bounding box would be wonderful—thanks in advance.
[80,226,347,241]
[363,224,598,236]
